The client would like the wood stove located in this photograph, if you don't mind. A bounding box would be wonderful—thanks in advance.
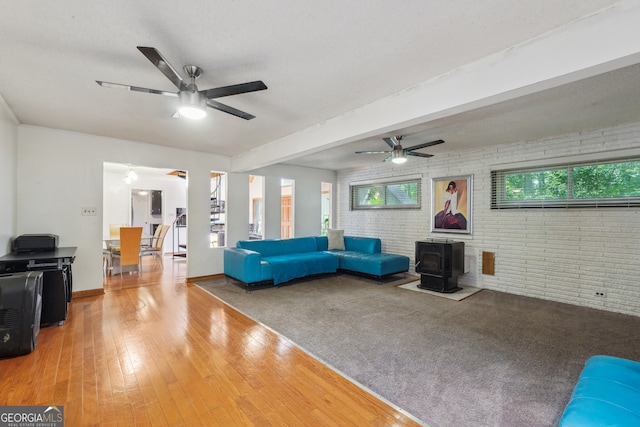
[415,239,464,293]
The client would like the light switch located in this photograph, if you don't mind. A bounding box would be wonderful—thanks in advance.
[81,207,97,216]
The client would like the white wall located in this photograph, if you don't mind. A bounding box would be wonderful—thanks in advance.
[15,125,337,292]
[248,164,337,240]
[16,125,231,291]
[0,98,18,254]
[337,121,640,317]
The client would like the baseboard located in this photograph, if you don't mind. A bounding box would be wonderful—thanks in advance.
[73,288,105,298]
[188,273,225,283]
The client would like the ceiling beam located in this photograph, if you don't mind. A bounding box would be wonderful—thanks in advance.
[231,0,640,172]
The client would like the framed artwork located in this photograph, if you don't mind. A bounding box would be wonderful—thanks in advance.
[431,175,473,234]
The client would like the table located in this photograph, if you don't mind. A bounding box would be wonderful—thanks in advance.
[104,236,154,248]
[0,247,76,326]
[103,237,153,275]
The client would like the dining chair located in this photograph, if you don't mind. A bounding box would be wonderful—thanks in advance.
[142,224,163,250]
[108,224,123,239]
[106,223,127,252]
[140,224,170,269]
[110,226,143,275]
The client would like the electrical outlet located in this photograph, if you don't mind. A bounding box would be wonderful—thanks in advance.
[595,291,606,297]
[81,207,97,216]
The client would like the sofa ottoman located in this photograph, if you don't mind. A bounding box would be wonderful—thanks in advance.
[317,235,410,278]
[559,355,640,426]
[336,251,409,278]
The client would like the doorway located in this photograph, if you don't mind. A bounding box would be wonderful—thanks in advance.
[103,162,188,286]
[131,189,162,236]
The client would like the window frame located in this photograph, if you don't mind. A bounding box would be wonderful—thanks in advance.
[350,176,422,210]
[491,156,640,209]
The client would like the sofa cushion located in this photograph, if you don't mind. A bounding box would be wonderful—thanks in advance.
[264,252,338,284]
[237,236,318,257]
[344,236,381,254]
[327,229,345,250]
[314,236,329,251]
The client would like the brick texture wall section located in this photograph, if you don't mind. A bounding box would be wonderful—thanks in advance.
[337,122,640,316]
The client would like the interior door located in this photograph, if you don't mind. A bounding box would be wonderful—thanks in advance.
[281,195,292,238]
[131,190,151,234]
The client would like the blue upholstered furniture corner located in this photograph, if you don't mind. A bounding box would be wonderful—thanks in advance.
[559,355,640,426]
[318,235,410,278]
[223,235,409,287]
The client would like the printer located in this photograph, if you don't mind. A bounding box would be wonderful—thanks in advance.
[12,234,59,253]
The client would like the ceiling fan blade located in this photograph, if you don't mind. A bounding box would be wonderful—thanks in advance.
[383,136,400,148]
[96,81,178,97]
[200,81,268,99]
[406,139,445,151]
[137,46,189,91]
[355,150,391,154]
[206,100,256,120]
[383,155,393,162]
[406,151,434,158]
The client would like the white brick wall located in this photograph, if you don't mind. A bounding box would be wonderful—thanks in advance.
[337,122,640,317]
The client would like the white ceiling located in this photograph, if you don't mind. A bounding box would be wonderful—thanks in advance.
[2,0,640,171]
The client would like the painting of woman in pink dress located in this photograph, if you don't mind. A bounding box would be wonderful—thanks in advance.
[432,176,472,233]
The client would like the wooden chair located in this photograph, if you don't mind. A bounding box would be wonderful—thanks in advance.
[110,227,143,275]
[142,224,164,249]
[140,225,170,269]
[109,224,123,239]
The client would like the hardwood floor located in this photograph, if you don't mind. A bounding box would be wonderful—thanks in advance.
[0,256,421,426]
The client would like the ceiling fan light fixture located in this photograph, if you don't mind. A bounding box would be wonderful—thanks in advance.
[356,136,443,165]
[391,149,407,164]
[178,106,206,120]
[178,91,207,120]
[97,47,266,120]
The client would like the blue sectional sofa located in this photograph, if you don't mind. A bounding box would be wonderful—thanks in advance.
[223,235,409,287]
[559,355,640,426]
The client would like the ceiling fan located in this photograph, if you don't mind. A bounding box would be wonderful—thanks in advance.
[355,136,444,164]
[96,46,267,120]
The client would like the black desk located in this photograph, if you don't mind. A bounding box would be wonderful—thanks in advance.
[0,247,76,326]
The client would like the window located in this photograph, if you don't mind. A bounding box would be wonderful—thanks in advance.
[210,171,227,247]
[281,179,294,238]
[321,182,332,235]
[491,157,640,208]
[350,177,421,210]
[249,175,264,239]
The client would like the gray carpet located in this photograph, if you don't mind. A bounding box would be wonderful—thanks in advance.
[195,273,640,427]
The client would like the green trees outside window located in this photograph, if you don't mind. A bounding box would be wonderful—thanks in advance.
[351,179,421,209]
[493,157,640,208]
